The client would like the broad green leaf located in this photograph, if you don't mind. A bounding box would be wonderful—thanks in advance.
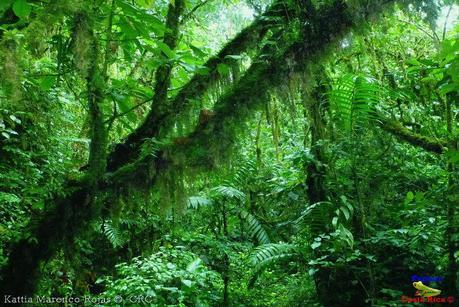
[406,191,414,202]
[225,54,243,60]
[189,44,207,58]
[186,258,201,272]
[332,216,338,228]
[217,63,230,76]
[311,241,321,249]
[340,206,350,220]
[157,42,175,59]
[39,76,56,91]
[12,0,31,19]
[9,114,21,124]
[182,279,192,287]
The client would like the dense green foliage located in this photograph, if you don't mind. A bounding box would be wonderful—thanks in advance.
[0,0,458,306]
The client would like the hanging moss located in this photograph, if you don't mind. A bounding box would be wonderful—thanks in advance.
[0,39,22,104]
[106,0,296,171]
[71,12,96,78]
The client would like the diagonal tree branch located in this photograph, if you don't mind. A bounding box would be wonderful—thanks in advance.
[107,0,294,171]
[377,115,449,153]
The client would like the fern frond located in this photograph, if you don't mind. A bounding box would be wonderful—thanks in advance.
[329,74,380,134]
[226,159,257,187]
[247,243,298,288]
[240,210,270,244]
[187,196,213,209]
[211,185,245,201]
[295,201,333,234]
[102,222,127,248]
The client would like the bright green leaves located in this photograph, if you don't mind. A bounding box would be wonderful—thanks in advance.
[335,196,353,224]
[0,192,21,204]
[406,27,459,96]
[403,191,426,208]
[240,210,270,244]
[117,0,165,37]
[12,0,31,19]
[217,63,230,76]
[39,76,56,91]
[329,74,380,135]
[187,196,213,209]
[109,78,153,131]
[438,35,459,95]
[99,248,220,305]
[311,238,321,250]
[157,41,176,58]
[247,243,298,287]
[211,185,245,200]
[116,0,166,63]
[0,109,21,140]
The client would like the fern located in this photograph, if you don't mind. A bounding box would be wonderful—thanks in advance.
[102,221,127,248]
[187,196,213,209]
[240,210,270,244]
[329,74,380,134]
[247,243,298,288]
[211,185,245,201]
[295,201,333,234]
[225,159,257,188]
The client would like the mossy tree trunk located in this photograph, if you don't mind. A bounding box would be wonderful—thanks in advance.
[444,91,458,296]
[302,77,333,305]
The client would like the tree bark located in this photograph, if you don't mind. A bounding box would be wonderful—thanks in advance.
[377,115,449,154]
[107,0,185,171]
[444,92,458,296]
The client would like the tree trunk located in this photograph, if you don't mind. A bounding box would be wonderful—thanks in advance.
[444,92,457,296]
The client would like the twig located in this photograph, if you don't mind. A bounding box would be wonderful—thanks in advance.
[396,18,440,44]
[181,0,212,24]
[442,5,453,41]
[104,96,153,124]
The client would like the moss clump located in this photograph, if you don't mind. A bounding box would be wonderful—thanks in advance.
[0,39,22,104]
[71,12,96,78]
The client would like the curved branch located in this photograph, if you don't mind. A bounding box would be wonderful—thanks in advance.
[106,0,295,171]
[377,116,449,154]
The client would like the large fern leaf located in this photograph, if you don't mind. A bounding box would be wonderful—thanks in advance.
[240,210,270,244]
[225,159,257,188]
[102,221,127,248]
[211,185,245,201]
[247,243,298,288]
[187,196,213,209]
[329,74,380,134]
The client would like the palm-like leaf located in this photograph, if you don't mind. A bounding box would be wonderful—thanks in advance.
[329,74,380,134]
[211,185,245,201]
[240,210,270,244]
[102,221,128,248]
[247,243,298,288]
[187,196,213,209]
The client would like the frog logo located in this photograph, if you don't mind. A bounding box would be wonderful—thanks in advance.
[413,281,441,297]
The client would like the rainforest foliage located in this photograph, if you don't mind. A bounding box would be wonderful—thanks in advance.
[0,0,458,306]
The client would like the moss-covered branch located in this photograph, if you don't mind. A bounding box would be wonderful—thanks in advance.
[378,116,449,153]
[164,1,354,166]
[107,0,294,170]
[107,0,185,171]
